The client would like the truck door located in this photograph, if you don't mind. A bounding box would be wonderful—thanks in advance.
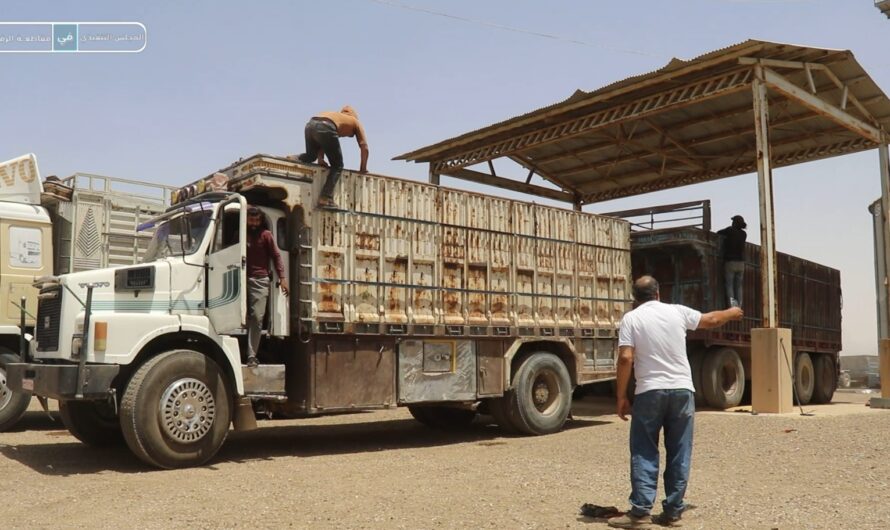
[206,197,247,333]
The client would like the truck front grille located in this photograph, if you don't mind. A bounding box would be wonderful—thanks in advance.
[36,286,62,351]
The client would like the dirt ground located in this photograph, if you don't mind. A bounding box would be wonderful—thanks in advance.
[1,390,887,529]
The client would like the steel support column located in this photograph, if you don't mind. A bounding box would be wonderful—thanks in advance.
[879,143,890,339]
[753,70,778,327]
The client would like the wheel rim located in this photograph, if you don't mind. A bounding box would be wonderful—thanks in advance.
[0,366,12,410]
[158,378,216,443]
[720,360,739,395]
[531,369,560,415]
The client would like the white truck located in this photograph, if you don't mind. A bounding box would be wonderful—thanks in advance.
[8,154,631,468]
[0,154,173,430]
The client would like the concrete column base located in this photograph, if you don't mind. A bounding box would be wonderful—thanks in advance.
[869,397,890,409]
[751,327,793,413]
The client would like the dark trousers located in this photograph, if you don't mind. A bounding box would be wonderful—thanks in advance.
[298,118,343,199]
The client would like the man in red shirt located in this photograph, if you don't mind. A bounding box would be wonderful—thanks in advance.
[246,207,288,367]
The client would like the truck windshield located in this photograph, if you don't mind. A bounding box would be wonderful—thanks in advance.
[141,207,213,262]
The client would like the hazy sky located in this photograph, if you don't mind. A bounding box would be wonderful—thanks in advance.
[2,0,887,354]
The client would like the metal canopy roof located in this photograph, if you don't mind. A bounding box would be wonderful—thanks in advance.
[396,40,890,205]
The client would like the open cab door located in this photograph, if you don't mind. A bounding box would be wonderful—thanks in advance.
[206,196,247,333]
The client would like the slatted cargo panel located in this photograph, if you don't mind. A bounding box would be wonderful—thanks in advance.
[53,180,171,274]
[309,170,631,335]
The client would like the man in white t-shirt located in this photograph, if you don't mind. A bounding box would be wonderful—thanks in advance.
[608,275,743,529]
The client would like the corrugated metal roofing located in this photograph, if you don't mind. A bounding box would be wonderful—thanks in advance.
[396,40,890,204]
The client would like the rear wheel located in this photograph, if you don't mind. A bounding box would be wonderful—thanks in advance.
[59,399,124,446]
[120,350,232,469]
[408,405,476,430]
[0,349,32,432]
[811,354,837,404]
[701,347,745,409]
[507,352,572,435]
[793,352,815,405]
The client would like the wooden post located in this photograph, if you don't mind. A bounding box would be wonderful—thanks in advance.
[873,143,890,408]
[428,166,440,186]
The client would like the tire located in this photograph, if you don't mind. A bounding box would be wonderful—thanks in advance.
[506,352,572,435]
[120,350,232,469]
[59,399,124,446]
[408,405,476,430]
[687,349,705,406]
[701,347,745,409]
[793,352,815,406]
[811,354,837,404]
[0,349,32,432]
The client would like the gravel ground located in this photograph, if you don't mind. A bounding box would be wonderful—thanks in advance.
[0,391,887,529]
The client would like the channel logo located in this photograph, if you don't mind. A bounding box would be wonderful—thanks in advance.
[0,22,146,53]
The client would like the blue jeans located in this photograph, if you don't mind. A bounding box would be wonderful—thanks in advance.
[628,389,694,518]
[724,260,744,307]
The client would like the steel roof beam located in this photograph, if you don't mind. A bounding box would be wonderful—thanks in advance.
[429,68,755,174]
[760,67,884,143]
[581,136,875,203]
[440,167,575,203]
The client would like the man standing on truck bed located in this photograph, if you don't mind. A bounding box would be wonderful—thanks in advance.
[609,275,742,529]
[717,215,747,308]
[246,207,289,367]
[297,105,369,209]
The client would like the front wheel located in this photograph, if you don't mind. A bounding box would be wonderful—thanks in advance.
[60,399,124,446]
[507,352,572,435]
[120,350,232,469]
[0,349,32,432]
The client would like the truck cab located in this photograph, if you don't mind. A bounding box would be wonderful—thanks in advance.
[0,154,51,430]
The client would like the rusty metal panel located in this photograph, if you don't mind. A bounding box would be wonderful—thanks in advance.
[398,339,477,402]
[353,172,383,214]
[555,241,575,328]
[489,197,512,233]
[385,178,436,222]
[513,202,534,236]
[477,341,505,396]
[536,239,556,328]
[467,194,489,230]
[314,339,396,409]
[353,215,381,325]
[441,226,466,325]
[577,244,597,328]
[491,231,512,327]
[411,222,437,326]
[439,189,466,226]
[383,219,409,324]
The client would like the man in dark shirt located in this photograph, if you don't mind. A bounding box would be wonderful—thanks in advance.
[246,207,288,367]
[717,215,747,308]
[297,105,369,209]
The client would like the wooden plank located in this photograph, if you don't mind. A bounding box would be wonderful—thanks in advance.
[753,72,779,328]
